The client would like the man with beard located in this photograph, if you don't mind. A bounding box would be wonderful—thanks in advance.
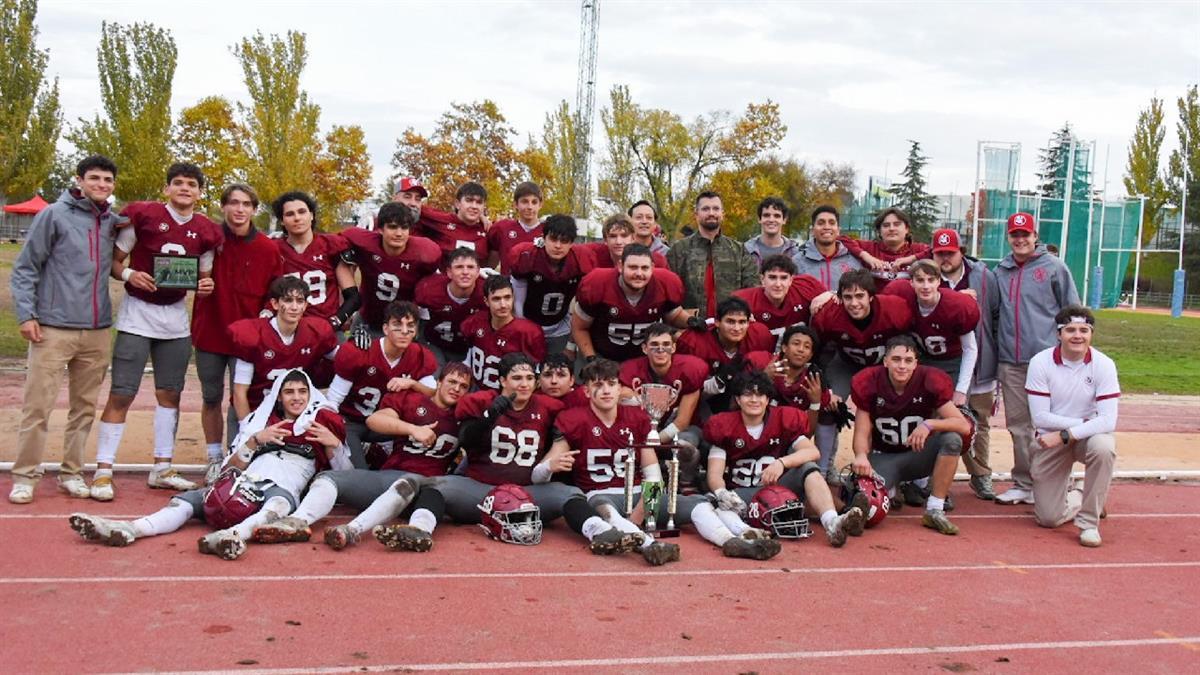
[666,191,759,319]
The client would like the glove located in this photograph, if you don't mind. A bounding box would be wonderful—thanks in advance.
[486,394,513,420]
[714,360,741,388]
[686,315,708,331]
[832,400,854,432]
[350,323,372,350]
[712,488,747,515]
[479,267,501,278]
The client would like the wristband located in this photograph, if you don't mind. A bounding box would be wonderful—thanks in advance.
[809,402,821,411]
[530,460,553,484]
[120,267,134,282]
[235,445,254,463]
[921,421,934,433]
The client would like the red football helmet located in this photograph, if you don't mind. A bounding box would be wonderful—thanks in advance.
[841,468,891,528]
[478,484,542,545]
[746,485,810,538]
[203,467,266,530]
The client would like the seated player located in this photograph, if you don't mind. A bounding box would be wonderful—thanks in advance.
[253,363,473,552]
[416,181,491,265]
[676,297,776,409]
[538,353,589,407]
[573,245,690,362]
[485,181,544,271]
[69,369,346,560]
[618,323,708,448]
[767,324,840,474]
[705,372,864,547]
[510,214,596,356]
[462,274,547,391]
[582,213,669,269]
[414,247,486,365]
[840,208,931,280]
[326,301,438,467]
[732,254,829,349]
[848,336,973,535]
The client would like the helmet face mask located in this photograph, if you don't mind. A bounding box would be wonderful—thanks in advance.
[747,485,811,539]
[478,484,543,545]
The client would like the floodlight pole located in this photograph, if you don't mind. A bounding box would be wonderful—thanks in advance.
[1060,136,1076,256]
[972,141,982,258]
[1173,126,1189,318]
[1132,195,1146,311]
[1083,140,1097,303]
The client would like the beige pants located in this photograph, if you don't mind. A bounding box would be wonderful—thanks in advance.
[998,362,1034,490]
[1031,433,1116,531]
[961,389,994,477]
[11,326,111,484]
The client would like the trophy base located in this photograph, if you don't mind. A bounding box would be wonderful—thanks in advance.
[652,528,681,538]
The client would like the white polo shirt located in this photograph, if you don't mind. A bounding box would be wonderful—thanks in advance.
[1025,345,1120,440]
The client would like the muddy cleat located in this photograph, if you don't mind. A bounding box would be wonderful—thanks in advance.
[589,527,645,555]
[969,475,995,500]
[740,527,774,541]
[323,524,360,551]
[721,536,782,560]
[198,530,246,560]
[89,475,115,502]
[69,513,136,547]
[148,468,198,491]
[58,474,91,499]
[900,481,927,507]
[641,541,681,566]
[252,516,311,544]
[373,524,434,552]
[825,507,863,548]
[847,492,870,537]
[921,509,959,536]
[204,460,223,486]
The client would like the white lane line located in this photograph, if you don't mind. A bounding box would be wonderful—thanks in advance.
[115,635,1200,674]
[3,560,1198,585]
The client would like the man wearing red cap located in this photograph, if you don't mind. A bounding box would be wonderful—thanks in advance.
[391,176,428,218]
[992,213,1079,506]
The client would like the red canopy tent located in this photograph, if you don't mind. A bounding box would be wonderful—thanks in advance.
[3,195,49,214]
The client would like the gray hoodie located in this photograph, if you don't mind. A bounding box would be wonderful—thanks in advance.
[790,238,863,291]
[11,189,121,330]
[994,245,1080,365]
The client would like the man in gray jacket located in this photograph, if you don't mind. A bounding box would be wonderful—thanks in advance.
[791,205,862,291]
[744,197,800,268]
[9,156,122,504]
[992,212,1080,506]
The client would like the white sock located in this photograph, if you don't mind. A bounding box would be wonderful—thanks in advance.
[820,510,837,529]
[153,406,179,460]
[926,495,945,512]
[689,503,734,547]
[409,508,438,534]
[581,516,611,541]
[716,509,750,536]
[206,443,223,462]
[601,508,654,548]
[133,499,194,538]
[231,495,291,540]
[95,422,125,466]
[152,461,170,474]
[94,468,113,480]
[291,477,339,525]
[347,478,418,533]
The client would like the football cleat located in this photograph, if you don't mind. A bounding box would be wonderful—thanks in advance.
[847,491,870,537]
[825,507,863,548]
[198,530,247,560]
[969,475,996,500]
[921,509,959,536]
[900,482,928,507]
[8,483,33,504]
[641,541,681,566]
[323,524,360,551]
[739,527,775,541]
[148,468,198,491]
[251,516,311,544]
[721,536,782,560]
[373,524,434,552]
[589,527,644,555]
[69,513,136,547]
[89,475,115,502]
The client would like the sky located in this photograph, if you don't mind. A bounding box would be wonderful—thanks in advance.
[34,0,1200,203]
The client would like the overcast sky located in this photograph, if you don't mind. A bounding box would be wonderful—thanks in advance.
[36,0,1200,203]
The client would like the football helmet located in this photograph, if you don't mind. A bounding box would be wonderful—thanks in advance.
[840,468,890,528]
[746,485,810,538]
[202,467,266,530]
[478,483,542,545]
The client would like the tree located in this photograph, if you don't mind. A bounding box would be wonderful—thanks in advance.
[312,124,372,225]
[68,21,176,202]
[1167,85,1200,228]
[233,31,321,210]
[1036,122,1078,199]
[0,0,62,205]
[1123,97,1169,244]
[520,99,578,216]
[891,140,940,241]
[39,149,77,198]
[173,96,250,214]
[811,161,857,213]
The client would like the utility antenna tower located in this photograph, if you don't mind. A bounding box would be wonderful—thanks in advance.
[572,0,600,218]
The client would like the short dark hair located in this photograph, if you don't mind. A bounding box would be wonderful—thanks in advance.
[76,155,117,178]
[884,334,919,356]
[498,352,535,378]
[438,361,472,381]
[716,296,751,321]
[220,183,259,208]
[760,254,797,276]
[513,181,542,202]
[780,324,819,353]
[539,353,573,375]
[272,191,317,224]
[838,269,877,297]
[873,207,911,232]
[166,162,205,189]
[483,273,513,298]
[694,190,721,207]
[579,357,621,384]
[377,201,416,229]
[644,321,675,342]
[270,275,309,301]
[602,213,634,237]
[542,214,578,242]
[448,247,480,266]
[621,243,653,265]
[274,369,311,416]
[627,200,656,218]
[730,371,774,399]
[1054,304,1095,328]
[384,300,420,325]
[811,205,839,226]
[757,197,788,220]
[455,182,487,202]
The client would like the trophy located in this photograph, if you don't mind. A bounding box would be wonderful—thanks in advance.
[623,383,682,538]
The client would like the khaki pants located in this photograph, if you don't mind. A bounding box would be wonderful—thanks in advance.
[11,326,112,484]
[1031,433,1116,530]
[998,362,1033,490]
[960,390,994,477]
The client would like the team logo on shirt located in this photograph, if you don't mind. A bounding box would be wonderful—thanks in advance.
[1033,268,1048,283]
[533,274,543,282]
[876,396,885,406]
[508,230,517,238]
[592,426,602,436]
[300,347,311,355]
[442,305,451,312]
[609,307,619,316]
[158,222,169,232]
[367,366,377,376]
[529,413,542,420]
[476,328,485,337]
[313,254,324,262]
[734,439,745,448]
[1085,376,1093,386]
[186,230,197,239]
[417,406,428,416]
[447,223,456,230]
[762,312,770,320]
[913,396,925,403]
[768,438,781,446]
[373,254,382,263]
[496,339,507,347]
[264,350,275,360]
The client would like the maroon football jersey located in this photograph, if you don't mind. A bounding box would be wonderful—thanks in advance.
[486,219,543,270]
[548,384,590,409]
[812,294,914,366]
[850,364,954,454]
[375,390,460,476]
[583,242,670,269]
[262,408,346,472]
[414,274,486,353]
[120,202,223,306]
[703,407,811,488]
[509,241,595,328]
[771,364,832,410]
[455,391,565,485]
[277,233,351,321]
[732,274,826,345]
[333,340,438,422]
[675,323,777,374]
[228,317,337,408]
[557,405,652,494]
[878,281,981,360]
[619,354,708,424]
[461,313,548,390]
[417,206,489,263]
[575,268,684,361]
[340,226,441,329]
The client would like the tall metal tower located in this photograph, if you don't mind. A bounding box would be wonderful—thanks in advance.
[572,0,600,218]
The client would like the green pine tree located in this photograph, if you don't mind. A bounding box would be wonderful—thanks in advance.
[891,140,940,241]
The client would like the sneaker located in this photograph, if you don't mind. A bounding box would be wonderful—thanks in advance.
[900,481,927,507]
[57,474,91,499]
[921,509,959,535]
[204,460,223,486]
[1079,528,1102,548]
[148,468,198,491]
[323,524,360,551]
[847,492,870,536]
[721,536,782,560]
[589,528,644,555]
[641,541,681,566]
[8,483,34,504]
[90,475,115,502]
[970,475,996,500]
[994,487,1034,505]
[825,507,863,548]
[198,530,246,560]
[251,516,311,544]
[373,524,434,552]
[69,513,136,546]
[944,494,955,512]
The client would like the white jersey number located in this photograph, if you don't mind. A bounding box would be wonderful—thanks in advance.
[585,447,631,483]
[376,272,400,302]
[730,456,776,488]
[286,270,328,307]
[607,322,652,347]
[352,386,383,418]
[467,346,500,389]
[490,427,540,466]
[874,415,926,446]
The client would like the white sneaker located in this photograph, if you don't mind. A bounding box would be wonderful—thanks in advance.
[9,483,34,504]
[69,513,136,546]
[204,459,223,486]
[1079,528,1102,547]
[90,475,115,501]
[148,468,198,491]
[994,487,1035,505]
[57,474,91,499]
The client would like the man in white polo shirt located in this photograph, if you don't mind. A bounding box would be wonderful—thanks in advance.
[1024,305,1119,547]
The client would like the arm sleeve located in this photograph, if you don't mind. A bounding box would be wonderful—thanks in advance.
[10,209,56,323]
[233,359,255,386]
[116,226,137,254]
[198,250,215,273]
[325,375,354,407]
[511,277,528,318]
[955,332,978,394]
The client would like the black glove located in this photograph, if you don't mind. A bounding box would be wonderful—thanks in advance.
[686,315,708,331]
[485,394,513,420]
[350,323,373,350]
[331,287,361,331]
[832,400,854,432]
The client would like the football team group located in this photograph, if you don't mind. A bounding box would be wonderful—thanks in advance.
[9,154,1121,566]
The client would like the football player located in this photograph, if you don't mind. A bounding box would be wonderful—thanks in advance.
[272,191,358,330]
[618,323,707,447]
[768,324,840,474]
[538,353,589,408]
[676,297,776,405]
[732,254,829,349]
[461,274,547,391]
[485,181,544,271]
[93,162,223,498]
[848,336,973,535]
[840,207,932,281]
[572,244,690,362]
[510,214,596,357]
[69,369,346,560]
[628,200,670,257]
[416,181,490,265]
[582,214,670,269]
[414,247,487,366]
[705,372,865,547]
